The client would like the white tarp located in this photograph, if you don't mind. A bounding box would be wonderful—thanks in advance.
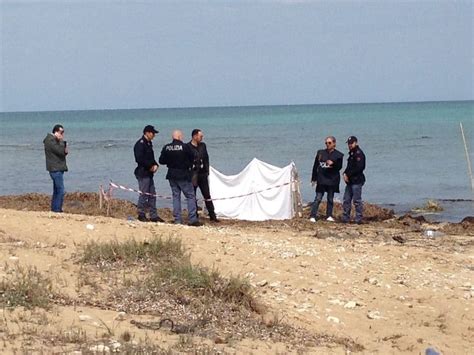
[209,158,301,221]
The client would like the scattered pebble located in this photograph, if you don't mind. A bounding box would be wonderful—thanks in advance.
[114,311,127,321]
[367,310,382,320]
[344,301,358,309]
[79,314,93,321]
[89,344,110,353]
[327,316,340,324]
[109,341,121,352]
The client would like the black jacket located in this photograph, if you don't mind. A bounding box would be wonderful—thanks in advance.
[344,147,366,185]
[159,139,194,181]
[311,149,344,191]
[134,136,157,178]
[188,141,210,176]
[43,134,68,172]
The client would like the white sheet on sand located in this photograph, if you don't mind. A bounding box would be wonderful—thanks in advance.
[209,158,299,221]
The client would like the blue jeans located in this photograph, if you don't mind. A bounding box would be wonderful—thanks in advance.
[169,179,198,224]
[49,171,65,212]
[137,176,158,219]
[342,184,363,223]
[310,188,335,219]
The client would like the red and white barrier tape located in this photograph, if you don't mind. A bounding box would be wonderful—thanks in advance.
[108,180,295,202]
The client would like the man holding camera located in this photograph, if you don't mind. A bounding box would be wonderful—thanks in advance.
[43,124,68,213]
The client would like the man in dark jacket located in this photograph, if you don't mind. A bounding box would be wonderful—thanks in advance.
[342,136,366,224]
[43,124,68,212]
[309,136,344,222]
[133,125,164,223]
[159,130,201,226]
[188,129,218,222]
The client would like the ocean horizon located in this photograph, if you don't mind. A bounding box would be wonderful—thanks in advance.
[1,100,473,222]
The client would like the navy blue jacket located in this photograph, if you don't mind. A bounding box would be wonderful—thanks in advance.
[159,139,194,181]
[134,136,157,178]
[344,147,366,185]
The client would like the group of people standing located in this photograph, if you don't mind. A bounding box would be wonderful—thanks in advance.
[133,125,218,226]
[43,124,366,225]
[310,135,366,224]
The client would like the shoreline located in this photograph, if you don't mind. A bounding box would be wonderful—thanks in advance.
[0,191,471,224]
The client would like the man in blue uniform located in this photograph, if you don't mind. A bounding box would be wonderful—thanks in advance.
[133,125,164,223]
[342,136,366,224]
[159,130,201,226]
[309,136,344,222]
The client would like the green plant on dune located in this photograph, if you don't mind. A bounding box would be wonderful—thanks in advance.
[0,263,54,309]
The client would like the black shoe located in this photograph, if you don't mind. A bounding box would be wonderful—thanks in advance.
[210,216,220,223]
[150,216,165,223]
[138,215,149,222]
[188,221,203,227]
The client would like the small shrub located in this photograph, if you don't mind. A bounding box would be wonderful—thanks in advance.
[81,237,184,265]
[412,199,443,213]
[147,262,255,308]
[0,264,54,309]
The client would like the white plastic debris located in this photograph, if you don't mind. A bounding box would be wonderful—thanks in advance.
[86,224,95,230]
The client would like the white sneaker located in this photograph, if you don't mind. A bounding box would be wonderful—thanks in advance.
[309,217,316,223]
[326,216,335,222]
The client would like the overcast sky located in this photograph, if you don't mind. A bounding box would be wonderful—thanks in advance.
[0,0,472,112]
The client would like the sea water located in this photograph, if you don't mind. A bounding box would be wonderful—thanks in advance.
[0,101,473,221]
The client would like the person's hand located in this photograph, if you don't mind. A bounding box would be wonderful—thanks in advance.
[326,160,334,166]
[311,181,316,187]
[64,146,69,155]
[150,165,159,173]
[343,174,349,183]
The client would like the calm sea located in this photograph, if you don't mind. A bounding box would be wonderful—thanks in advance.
[0,101,473,222]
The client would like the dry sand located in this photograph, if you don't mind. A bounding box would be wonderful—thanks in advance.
[0,195,472,354]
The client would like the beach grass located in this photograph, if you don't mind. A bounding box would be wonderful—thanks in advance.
[0,264,54,309]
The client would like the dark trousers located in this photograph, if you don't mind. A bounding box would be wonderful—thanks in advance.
[193,174,216,218]
[310,187,335,219]
[137,176,158,219]
[342,184,363,222]
[49,171,65,212]
[169,179,198,224]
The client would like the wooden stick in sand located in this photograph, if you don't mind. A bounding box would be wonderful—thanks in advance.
[99,185,103,210]
[459,122,474,193]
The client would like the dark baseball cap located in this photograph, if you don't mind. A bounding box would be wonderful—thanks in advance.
[143,125,159,134]
[346,136,358,144]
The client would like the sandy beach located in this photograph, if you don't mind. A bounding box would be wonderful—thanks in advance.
[0,194,472,354]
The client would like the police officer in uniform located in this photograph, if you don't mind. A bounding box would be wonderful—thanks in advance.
[159,130,201,226]
[133,125,164,222]
[342,136,366,224]
[309,136,344,222]
[188,129,219,222]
